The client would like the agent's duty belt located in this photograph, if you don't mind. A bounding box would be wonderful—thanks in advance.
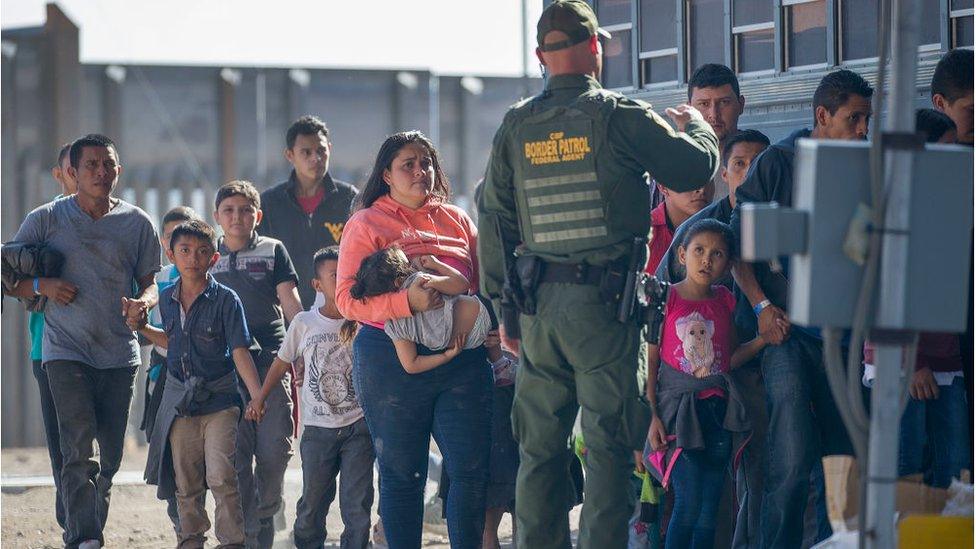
[539,261,606,286]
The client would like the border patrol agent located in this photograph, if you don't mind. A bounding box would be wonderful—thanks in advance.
[477,2,719,547]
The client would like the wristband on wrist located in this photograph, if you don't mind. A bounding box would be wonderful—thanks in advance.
[32,277,40,296]
[753,299,771,316]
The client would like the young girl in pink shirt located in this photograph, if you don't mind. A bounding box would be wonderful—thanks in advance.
[645,219,779,549]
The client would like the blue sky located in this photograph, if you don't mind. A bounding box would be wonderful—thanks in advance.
[1,0,544,77]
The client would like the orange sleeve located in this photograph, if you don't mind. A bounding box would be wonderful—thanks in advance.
[463,209,480,294]
[335,216,413,323]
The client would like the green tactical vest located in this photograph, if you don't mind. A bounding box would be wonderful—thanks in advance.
[510,89,650,265]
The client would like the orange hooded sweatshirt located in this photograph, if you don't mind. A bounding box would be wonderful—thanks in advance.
[336,194,479,327]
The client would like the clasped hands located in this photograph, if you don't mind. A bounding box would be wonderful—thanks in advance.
[121,297,150,331]
[244,397,266,422]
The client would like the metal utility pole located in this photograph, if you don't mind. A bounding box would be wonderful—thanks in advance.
[256,70,268,185]
[521,0,531,97]
[738,2,970,547]
[865,0,921,547]
[428,73,440,147]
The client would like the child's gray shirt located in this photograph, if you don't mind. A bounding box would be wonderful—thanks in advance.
[384,272,490,350]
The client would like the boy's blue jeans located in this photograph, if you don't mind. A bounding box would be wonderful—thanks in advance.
[665,397,731,549]
[293,419,375,549]
[352,325,492,549]
[898,376,971,488]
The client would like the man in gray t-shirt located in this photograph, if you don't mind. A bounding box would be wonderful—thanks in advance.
[9,134,160,549]
[15,196,160,368]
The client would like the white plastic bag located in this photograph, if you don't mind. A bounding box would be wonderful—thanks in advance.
[941,477,974,517]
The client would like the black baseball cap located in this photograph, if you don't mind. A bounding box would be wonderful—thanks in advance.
[537,0,611,52]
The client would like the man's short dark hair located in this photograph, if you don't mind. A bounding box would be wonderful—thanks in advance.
[69,134,119,169]
[161,206,201,227]
[915,108,956,143]
[813,69,873,124]
[169,219,217,252]
[286,115,330,150]
[56,143,71,167]
[215,180,261,210]
[931,48,974,103]
[313,245,340,277]
[722,129,770,165]
[688,63,740,100]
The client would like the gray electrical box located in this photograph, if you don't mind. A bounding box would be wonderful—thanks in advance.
[743,138,973,331]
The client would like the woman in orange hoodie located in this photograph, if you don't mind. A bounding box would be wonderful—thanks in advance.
[336,131,492,548]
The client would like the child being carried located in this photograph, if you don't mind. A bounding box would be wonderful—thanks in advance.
[347,246,491,373]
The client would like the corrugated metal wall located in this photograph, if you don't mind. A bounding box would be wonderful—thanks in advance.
[2,3,956,448]
[0,5,538,448]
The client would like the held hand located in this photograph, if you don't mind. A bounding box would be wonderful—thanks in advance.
[38,277,78,305]
[407,275,443,313]
[909,367,940,400]
[758,305,790,345]
[692,366,709,379]
[246,398,265,422]
[648,416,668,452]
[121,297,149,330]
[664,104,705,133]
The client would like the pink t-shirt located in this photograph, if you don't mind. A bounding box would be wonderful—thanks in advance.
[660,285,736,399]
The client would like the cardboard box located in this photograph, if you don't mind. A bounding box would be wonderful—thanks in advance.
[822,456,951,532]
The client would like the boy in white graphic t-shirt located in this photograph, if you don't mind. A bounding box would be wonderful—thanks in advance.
[248,246,374,548]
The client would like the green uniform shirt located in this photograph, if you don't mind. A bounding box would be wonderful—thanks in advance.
[478,73,719,302]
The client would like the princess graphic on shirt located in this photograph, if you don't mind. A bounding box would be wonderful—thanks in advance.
[675,311,716,378]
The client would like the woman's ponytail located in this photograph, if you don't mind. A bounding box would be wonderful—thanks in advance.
[340,320,359,344]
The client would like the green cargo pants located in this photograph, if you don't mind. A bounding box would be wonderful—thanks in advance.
[513,282,651,549]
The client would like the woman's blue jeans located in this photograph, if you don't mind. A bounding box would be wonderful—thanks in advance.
[665,397,731,549]
[352,325,492,549]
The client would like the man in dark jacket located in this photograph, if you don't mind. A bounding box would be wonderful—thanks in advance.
[259,115,358,308]
[729,70,872,549]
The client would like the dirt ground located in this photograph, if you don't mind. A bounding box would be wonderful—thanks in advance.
[2,444,579,548]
